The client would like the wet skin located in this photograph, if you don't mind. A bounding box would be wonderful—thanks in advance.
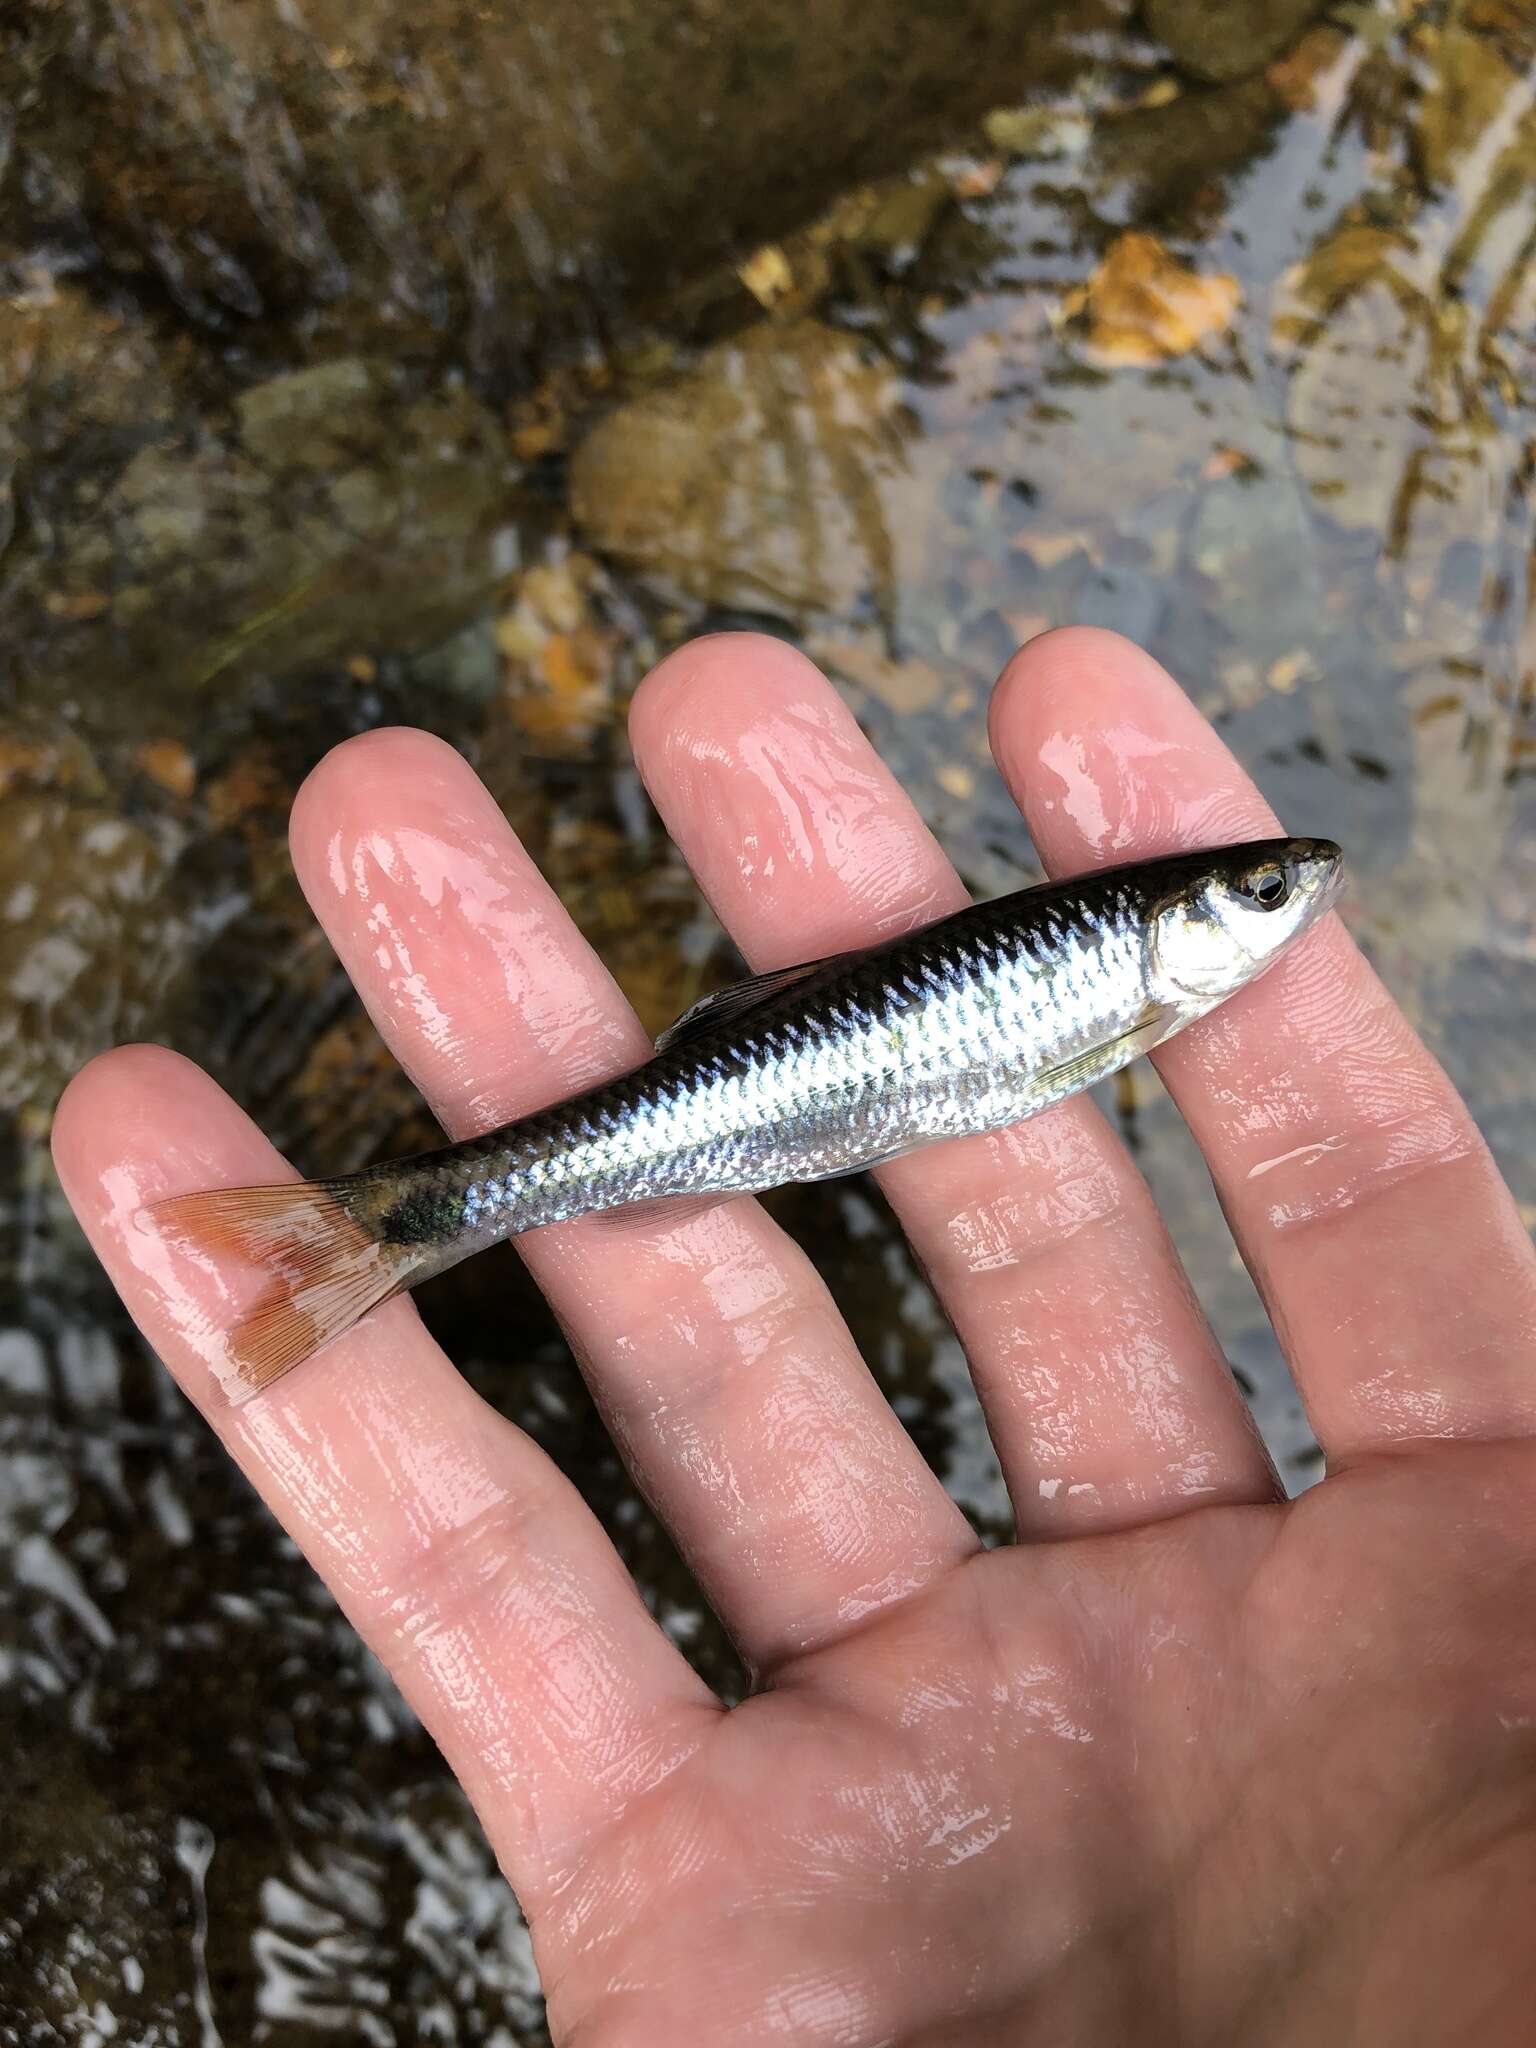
[56,630,1536,2044]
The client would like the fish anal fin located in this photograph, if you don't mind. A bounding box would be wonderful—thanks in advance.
[581,1191,734,1235]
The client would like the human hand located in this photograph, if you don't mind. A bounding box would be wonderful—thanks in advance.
[55,630,1536,2044]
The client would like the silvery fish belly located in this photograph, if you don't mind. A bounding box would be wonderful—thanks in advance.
[150,836,1343,1400]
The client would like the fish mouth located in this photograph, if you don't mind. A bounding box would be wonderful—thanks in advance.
[1285,837,1346,918]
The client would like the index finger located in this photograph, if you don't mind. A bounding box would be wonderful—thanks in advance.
[51,1045,717,1911]
[991,629,1536,1460]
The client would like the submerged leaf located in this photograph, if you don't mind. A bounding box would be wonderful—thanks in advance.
[1063,233,1242,366]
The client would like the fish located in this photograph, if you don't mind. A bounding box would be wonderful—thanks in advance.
[149,837,1343,1403]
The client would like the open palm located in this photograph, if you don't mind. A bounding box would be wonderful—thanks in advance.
[56,630,1536,2044]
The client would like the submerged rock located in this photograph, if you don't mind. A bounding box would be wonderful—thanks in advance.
[1185,470,1325,671]
[570,322,917,622]
[233,358,384,469]
[6,0,1135,365]
[0,780,170,1113]
[1090,74,1285,232]
[1146,0,1322,82]
[1285,281,1426,534]
[3,353,521,701]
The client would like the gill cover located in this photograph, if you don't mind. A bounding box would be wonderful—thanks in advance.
[1148,838,1343,1001]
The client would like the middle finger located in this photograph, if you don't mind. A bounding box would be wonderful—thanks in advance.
[630,635,1277,1534]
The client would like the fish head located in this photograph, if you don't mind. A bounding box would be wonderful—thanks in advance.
[1146,837,1344,1003]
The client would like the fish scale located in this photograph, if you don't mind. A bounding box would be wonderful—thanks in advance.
[148,837,1342,1399]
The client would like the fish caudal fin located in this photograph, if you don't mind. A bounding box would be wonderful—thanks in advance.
[146,1180,412,1404]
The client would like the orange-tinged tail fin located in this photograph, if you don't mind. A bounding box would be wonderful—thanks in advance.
[146,1180,411,1404]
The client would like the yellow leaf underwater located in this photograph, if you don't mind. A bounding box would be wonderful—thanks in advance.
[1063,233,1242,367]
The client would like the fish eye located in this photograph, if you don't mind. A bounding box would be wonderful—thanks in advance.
[1237,864,1290,909]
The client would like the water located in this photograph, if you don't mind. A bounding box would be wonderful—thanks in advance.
[3,0,1533,2036]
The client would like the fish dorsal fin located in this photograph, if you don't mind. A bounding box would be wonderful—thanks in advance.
[657,953,854,1054]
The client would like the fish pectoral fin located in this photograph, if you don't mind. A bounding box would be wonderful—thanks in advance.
[656,950,866,1054]
[1032,1004,1178,1101]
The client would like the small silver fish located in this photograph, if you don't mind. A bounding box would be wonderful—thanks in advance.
[153,837,1342,1401]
